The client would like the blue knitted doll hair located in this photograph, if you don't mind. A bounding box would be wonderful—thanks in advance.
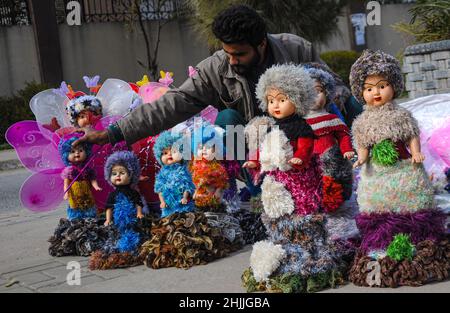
[303,66,336,107]
[104,151,141,187]
[58,133,93,166]
[153,130,185,165]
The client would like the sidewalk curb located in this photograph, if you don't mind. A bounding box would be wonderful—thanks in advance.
[0,159,24,171]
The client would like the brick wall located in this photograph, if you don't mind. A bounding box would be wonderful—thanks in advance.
[403,40,450,99]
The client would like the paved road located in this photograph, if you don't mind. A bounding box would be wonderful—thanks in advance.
[0,168,31,214]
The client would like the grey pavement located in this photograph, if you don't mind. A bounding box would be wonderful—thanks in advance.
[0,167,449,293]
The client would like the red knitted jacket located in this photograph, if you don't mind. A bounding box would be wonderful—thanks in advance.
[305,112,353,156]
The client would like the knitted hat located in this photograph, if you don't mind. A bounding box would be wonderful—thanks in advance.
[58,133,93,167]
[256,64,316,117]
[104,151,141,187]
[66,95,103,125]
[349,49,404,105]
[191,123,225,158]
[153,130,184,165]
[303,66,336,107]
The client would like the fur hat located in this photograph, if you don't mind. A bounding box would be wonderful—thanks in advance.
[153,130,184,165]
[58,133,93,166]
[303,66,336,107]
[349,49,404,105]
[66,95,103,125]
[256,64,316,117]
[104,151,141,187]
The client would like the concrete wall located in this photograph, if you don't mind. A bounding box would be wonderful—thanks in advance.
[318,3,415,57]
[0,19,210,97]
[59,19,209,92]
[0,26,41,96]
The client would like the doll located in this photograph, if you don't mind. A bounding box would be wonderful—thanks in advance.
[190,125,229,212]
[242,65,346,293]
[66,94,103,128]
[103,151,143,254]
[58,133,101,220]
[153,130,196,217]
[304,66,354,212]
[348,50,448,287]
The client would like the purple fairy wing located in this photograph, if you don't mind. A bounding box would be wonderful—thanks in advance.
[83,75,100,88]
[20,169,64,212]
[5,121,65,172]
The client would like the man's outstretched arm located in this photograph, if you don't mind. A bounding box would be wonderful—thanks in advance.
[73,65,218,147]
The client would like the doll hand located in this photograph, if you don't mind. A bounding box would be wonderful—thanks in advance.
[104,220,111,226]
[93,186,102,191]
[139,175,150,182]
[160,202,167,209]
[288,158,303,166]
[181,198,188,205]
[63,193,68,200]
[243,161,257,169]
[411,152,425,164]
[137,212,144,219]
[344,151,355,160]
[353,157,367,168]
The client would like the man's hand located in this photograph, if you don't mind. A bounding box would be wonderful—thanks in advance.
[344,151,355,160]
[71,128,109,147]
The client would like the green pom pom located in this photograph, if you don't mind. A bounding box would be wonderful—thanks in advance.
[386,234,415,261]
[372,139,399,166]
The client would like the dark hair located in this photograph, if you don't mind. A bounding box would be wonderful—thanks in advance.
[212,5,267,47]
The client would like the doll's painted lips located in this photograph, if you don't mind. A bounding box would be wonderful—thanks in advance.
[374,96,382,101]
[274,110,281,114]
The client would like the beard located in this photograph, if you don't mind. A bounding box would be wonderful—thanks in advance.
[230,48,261,76]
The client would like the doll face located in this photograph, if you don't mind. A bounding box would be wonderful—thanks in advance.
[110,165,131,186]
[196,144,216,160]
[311,80,327,110]
[76,111,92,128]
[362,75,395,106]
[267,88,296,119]
[161,147,182,165]
[68,144,87,164]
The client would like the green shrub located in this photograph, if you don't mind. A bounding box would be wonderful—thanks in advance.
[0,81,49,145]
[320,50,361,86]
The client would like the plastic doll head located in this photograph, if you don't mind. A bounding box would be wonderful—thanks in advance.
[160,147,183,165]
[256,64,316,117]
[191,124,224,161]
[58,133,92,166]
[266,88,296,119]
[66,95,103,127]
[350,49,403,105]
[110,164,131,186]
[104,151,141,187]
[303,67,336,110]
[153,130,185,166]
[362,74,395,107]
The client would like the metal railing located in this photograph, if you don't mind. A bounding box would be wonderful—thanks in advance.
[0,0,30,26]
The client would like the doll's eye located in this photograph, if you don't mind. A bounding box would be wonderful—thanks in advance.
[367,88,372,92]
[281,99,285,102]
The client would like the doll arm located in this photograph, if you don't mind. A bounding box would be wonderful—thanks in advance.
[243,149,261,169]
[104,208,113,226]
[63,178,69,200]
[136,205,144,219]
[335,129,354,158]
[291,137,314,169]
[181,191,190,204]
[409,136,425,163]
[353,147,369,168]
[91,179,102,191]
[158,192,167,208]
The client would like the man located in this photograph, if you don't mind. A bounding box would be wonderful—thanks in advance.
[73,5,343,148]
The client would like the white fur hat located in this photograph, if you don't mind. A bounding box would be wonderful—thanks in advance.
[256,64,316,117]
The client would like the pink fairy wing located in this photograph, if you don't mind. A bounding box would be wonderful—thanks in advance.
[138,82,169,104]
[5,121,65,172]
[428,118,450,167]
[20,169,64,212]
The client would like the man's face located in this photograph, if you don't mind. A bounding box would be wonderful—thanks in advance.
[222,40,265,75]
